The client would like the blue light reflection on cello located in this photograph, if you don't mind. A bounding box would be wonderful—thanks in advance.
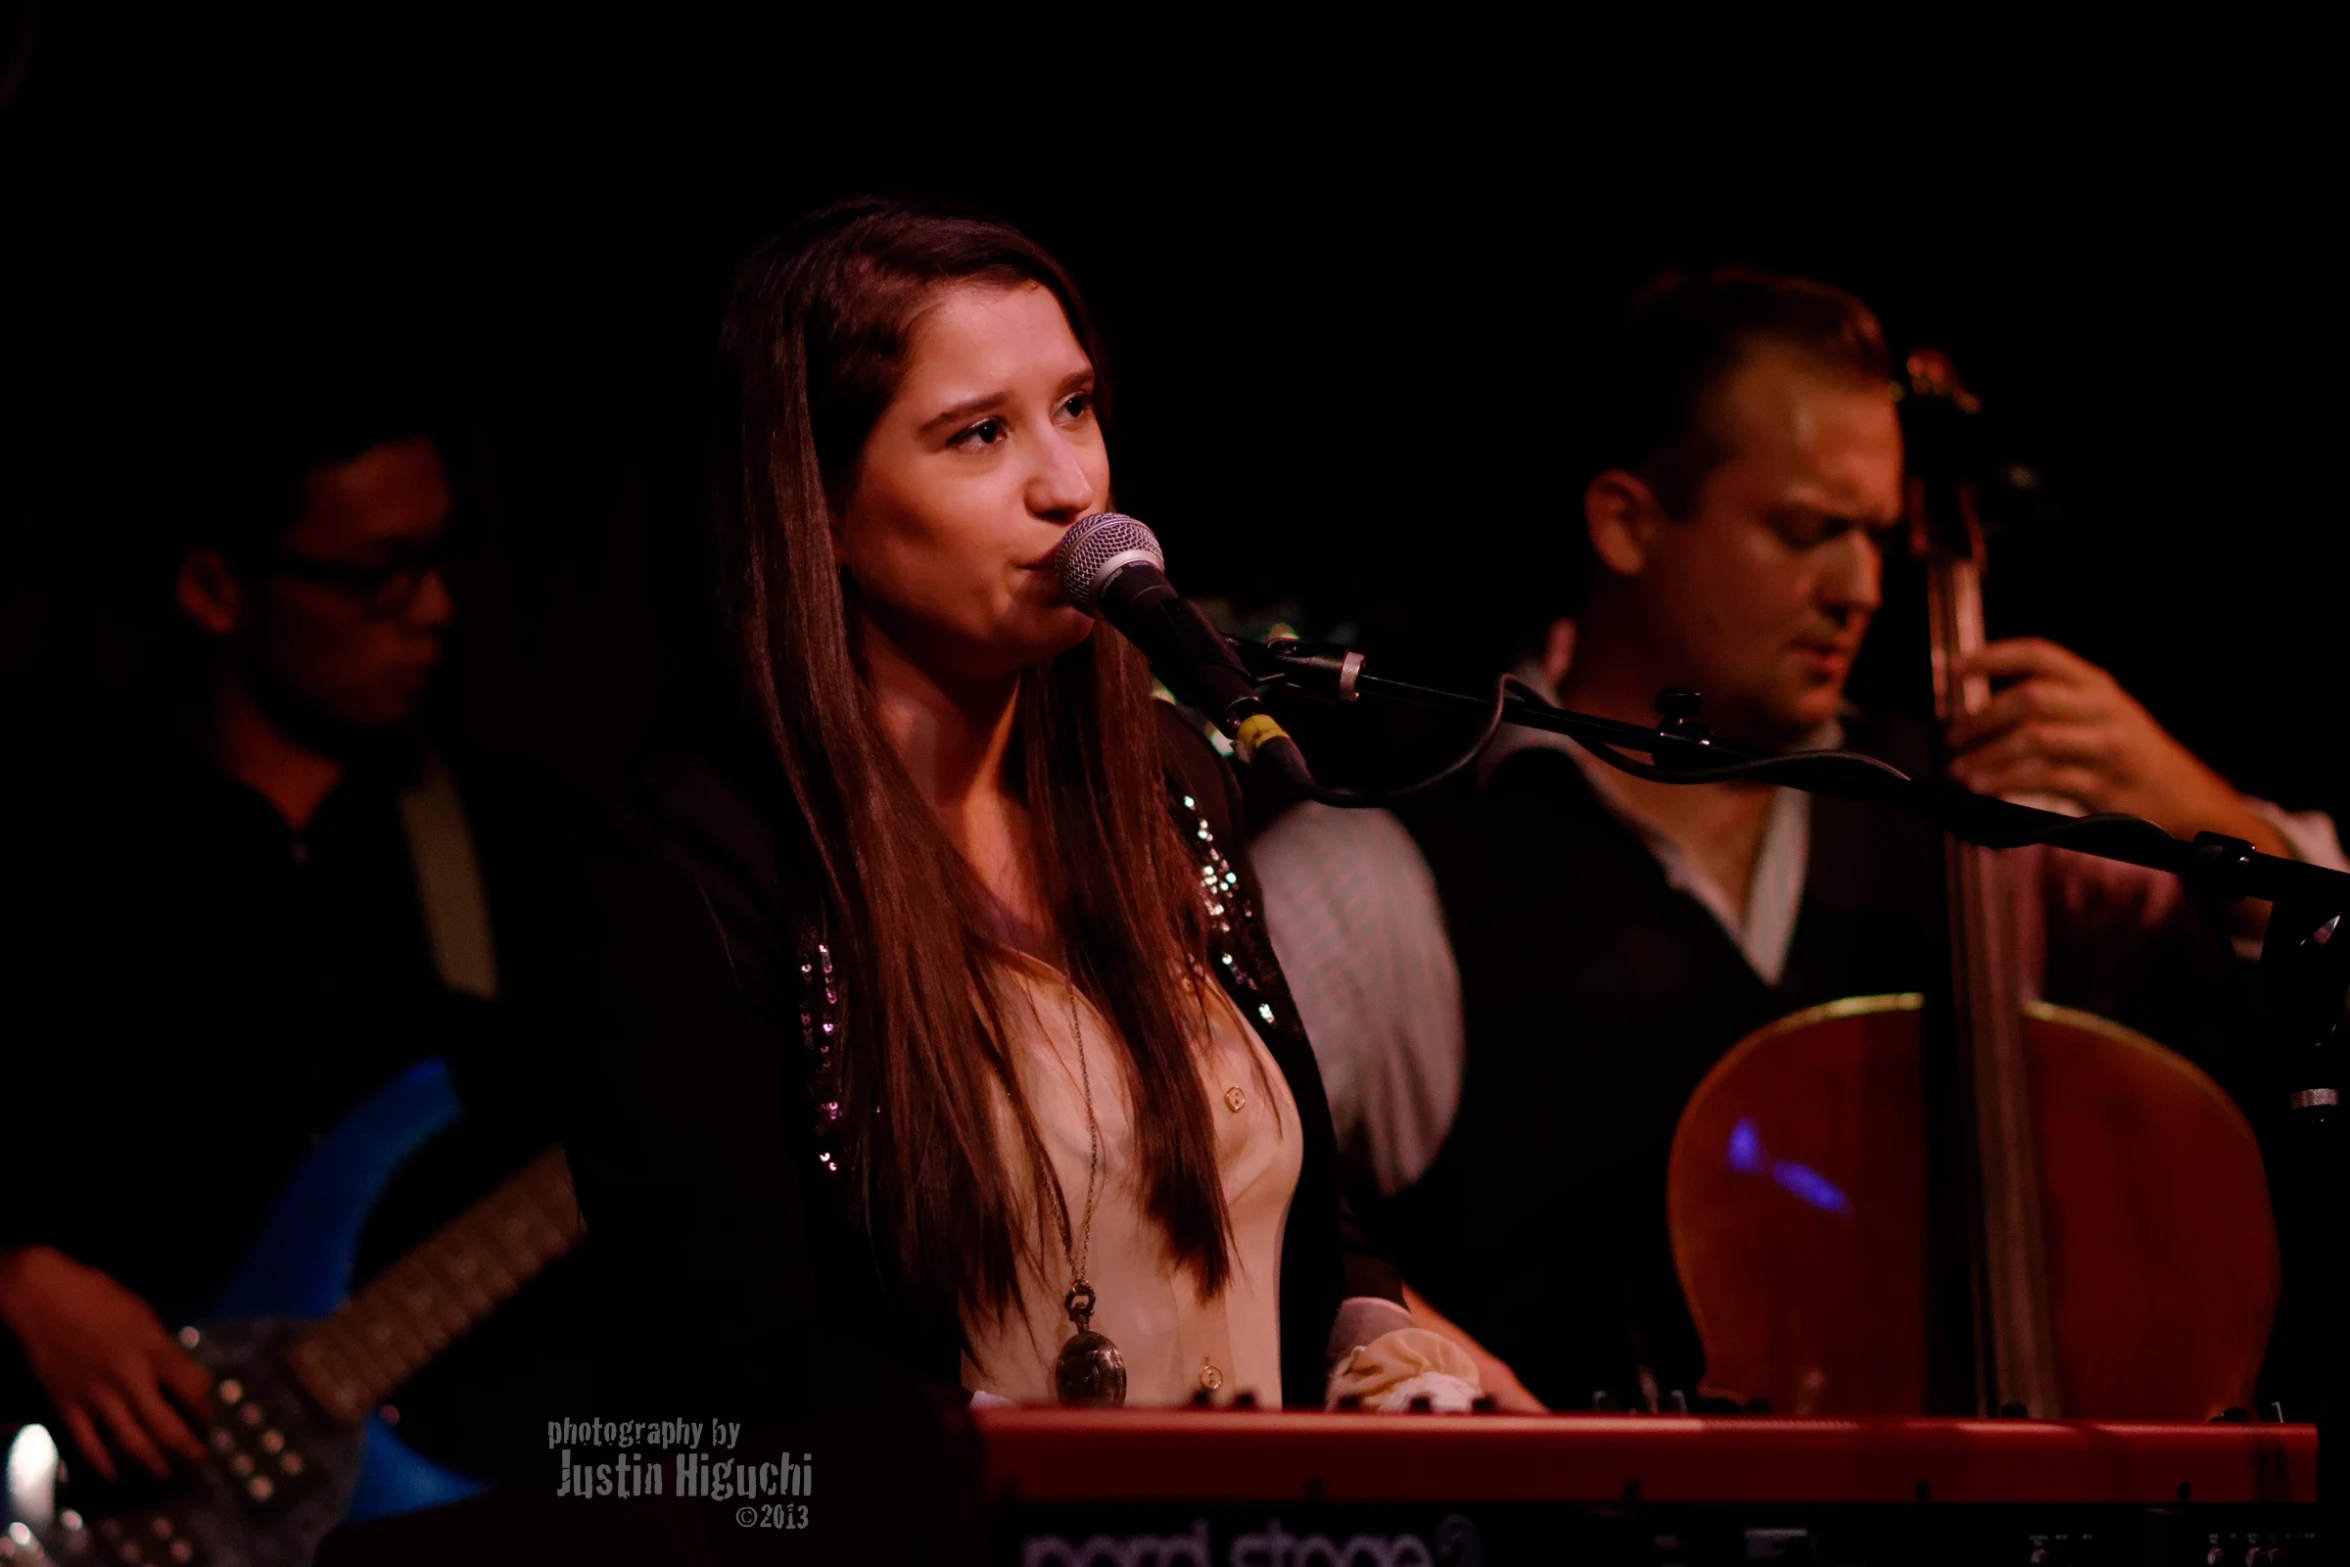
[1726,1117,1851,1216]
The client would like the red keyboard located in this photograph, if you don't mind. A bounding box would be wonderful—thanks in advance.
[973,1410,2316,1564]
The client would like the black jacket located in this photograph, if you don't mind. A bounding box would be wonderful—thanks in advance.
[562,705,1398,1417]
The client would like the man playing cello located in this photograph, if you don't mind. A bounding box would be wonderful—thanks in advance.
[1253,266,2344,1412]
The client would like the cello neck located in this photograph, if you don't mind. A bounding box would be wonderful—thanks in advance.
[1907,349,2064,1418]
[1925,536,1990,728]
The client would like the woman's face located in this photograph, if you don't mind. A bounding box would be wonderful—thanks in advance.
[837,279,1108,688]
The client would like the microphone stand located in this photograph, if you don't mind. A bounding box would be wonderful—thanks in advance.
[1242,637,2342,1505]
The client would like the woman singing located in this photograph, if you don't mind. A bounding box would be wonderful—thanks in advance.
[568,198,1476,1415]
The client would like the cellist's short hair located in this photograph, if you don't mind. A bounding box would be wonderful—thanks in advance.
[1592,265,1892,518]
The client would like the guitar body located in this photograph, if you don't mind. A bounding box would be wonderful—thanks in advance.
[18,1320,367,1567]
[7,1059,488,1566]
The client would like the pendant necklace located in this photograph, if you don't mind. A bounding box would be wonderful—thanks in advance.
[1052,969,1127,1407]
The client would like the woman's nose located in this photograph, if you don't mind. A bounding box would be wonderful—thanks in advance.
[1028,428,1099,520]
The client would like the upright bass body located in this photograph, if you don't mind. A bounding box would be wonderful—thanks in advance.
[1667,993,2278,1418]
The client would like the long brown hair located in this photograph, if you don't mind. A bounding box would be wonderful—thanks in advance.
[712,197,1231,1339]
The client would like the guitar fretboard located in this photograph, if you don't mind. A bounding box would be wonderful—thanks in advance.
[285,1145,584,1425]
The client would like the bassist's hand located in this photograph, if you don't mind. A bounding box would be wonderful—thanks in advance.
[0,1245,213,1482]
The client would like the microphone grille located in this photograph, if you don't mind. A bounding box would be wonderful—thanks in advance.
[1056,512,1164,612]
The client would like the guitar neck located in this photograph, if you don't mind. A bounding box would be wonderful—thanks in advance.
[285,1145,584,1425]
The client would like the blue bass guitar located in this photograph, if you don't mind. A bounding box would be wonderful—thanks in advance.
[4,1058,582,1567]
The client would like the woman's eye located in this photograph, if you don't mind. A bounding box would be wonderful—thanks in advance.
[1059,391,1093,422]
[951,417,1008,449]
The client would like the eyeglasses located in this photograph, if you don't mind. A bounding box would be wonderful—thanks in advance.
[263,539,449,617]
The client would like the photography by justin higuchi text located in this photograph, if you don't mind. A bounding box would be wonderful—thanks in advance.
[548,1416,813,1505]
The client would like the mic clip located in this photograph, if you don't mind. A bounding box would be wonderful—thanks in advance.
[1232,637,1365,704]
[1652,687,1716,768]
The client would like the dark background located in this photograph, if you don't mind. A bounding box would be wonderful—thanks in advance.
[5,17,2342,822]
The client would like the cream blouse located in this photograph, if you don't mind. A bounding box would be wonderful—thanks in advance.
[961,954,1302,1407]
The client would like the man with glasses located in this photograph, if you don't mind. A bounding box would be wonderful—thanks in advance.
[0,385,586,1491]
[176,432,459,777]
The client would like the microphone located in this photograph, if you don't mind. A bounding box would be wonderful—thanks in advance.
[1055,512,1301,770]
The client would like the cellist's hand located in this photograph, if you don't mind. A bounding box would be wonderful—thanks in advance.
[1946,638,2287,857]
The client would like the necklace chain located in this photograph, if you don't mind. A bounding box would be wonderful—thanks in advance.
[1051,960,1122,1405]
[1061,968,1102,1298]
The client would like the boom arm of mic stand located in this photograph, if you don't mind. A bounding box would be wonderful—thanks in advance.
[1239,637,2350,912]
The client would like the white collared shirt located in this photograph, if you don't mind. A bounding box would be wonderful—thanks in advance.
[1472,668,1836,988]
